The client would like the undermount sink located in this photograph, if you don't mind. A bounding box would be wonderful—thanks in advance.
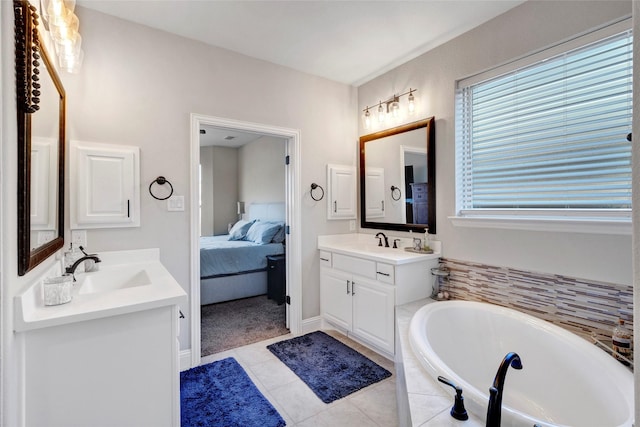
[78,266,152,295]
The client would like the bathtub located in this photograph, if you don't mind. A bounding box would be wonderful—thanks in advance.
[409,300,634,427]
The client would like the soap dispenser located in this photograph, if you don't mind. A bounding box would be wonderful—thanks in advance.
[423,227,430,251]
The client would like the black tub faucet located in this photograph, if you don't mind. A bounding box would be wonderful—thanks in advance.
[486,352,522,427]
[375,232,389,247]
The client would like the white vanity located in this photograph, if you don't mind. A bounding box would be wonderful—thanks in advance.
[318,233,440,358]
[14,248,187,427]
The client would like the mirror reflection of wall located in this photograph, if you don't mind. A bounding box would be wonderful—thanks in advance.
[364,127,427,224]
[30,53,60,250]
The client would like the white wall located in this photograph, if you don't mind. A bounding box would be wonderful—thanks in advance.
[238,136,286,205]
[61,7,357,348]
[358,0,633,286]
[1,10,357,420]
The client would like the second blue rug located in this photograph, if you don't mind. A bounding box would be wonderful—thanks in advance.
[180,357,285,427]
[267,331,392,403]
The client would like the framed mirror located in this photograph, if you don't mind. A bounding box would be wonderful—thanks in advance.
[360,117,435,233]
[15,0,66,276]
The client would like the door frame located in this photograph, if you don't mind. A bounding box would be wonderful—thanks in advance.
[189,113,302,368]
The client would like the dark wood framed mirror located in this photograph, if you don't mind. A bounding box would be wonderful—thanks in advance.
[15,0,66,276]
[360,117,435,233]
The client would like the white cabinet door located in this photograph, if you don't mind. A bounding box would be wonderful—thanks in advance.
[71,140,140,229]
[365,167,385,219]
[327,164,357,220]
[352,277,395,354]
[320,267,353,331]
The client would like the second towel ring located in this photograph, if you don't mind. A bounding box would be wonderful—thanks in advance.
[391,185,402,201]
[149,176,174,200]
[310,183,325,201]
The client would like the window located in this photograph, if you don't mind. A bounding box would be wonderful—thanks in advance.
[456,24,632,230]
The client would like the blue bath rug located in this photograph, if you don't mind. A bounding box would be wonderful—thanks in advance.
[267,331,392,403]
[180,357,286,427]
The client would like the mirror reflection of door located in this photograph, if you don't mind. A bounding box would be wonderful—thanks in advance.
[400,146,427,224]
[365,167,385,219]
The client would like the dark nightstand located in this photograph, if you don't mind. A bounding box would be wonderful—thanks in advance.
[266,254,286,304]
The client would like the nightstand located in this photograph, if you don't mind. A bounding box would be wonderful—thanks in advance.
[267,254,286,304]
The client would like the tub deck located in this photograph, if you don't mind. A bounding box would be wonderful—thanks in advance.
[395,298,483,426]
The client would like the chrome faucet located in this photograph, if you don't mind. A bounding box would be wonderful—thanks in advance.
[375,232,389,247]
[65,255,101,280]
[486,352,522,427]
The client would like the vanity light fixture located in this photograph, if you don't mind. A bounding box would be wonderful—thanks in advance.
[408,89,416,114]
[377,101,385,123]
[41,0,83,73]
[362,107,371,129]
[362,88,418,129]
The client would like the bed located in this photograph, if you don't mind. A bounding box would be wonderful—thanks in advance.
[200,203,285,305]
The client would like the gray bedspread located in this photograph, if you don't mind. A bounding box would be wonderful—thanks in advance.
[199,235,284,279]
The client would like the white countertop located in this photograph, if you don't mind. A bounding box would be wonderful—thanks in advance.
[14,248,187,332]
[318,233,441,265]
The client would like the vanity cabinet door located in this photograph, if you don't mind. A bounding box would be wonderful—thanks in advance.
[352,277,395,354]
[320,267,353,331]
[327,164,357,220]
[71,140,140,229]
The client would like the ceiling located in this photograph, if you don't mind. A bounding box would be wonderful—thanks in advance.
[77,0,525,147]
[199,126,265,148]
[77,0,525,87]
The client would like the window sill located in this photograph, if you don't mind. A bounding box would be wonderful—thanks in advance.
[449,215,631,235]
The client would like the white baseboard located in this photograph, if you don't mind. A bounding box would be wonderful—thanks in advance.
[180,349,192,371]
[301,316,322,334]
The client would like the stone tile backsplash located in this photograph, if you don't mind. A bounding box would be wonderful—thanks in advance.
[439,258,633,345]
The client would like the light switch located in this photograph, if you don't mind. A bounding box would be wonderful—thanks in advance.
[167,196,185,212]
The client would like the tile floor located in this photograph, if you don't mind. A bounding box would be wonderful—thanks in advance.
[200,329,399,427]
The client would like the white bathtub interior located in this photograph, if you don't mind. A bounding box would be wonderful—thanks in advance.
[407,300,634,427]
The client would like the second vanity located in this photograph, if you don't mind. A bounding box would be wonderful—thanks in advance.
[14,248,187,427]
[318,233,440,357]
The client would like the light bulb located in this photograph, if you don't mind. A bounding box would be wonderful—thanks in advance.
[391,97,400,119]
[51,13,80,43]
[362,108,371,129]
[377,102,385,123]
[408,90,415,114]
[46,0,70,26]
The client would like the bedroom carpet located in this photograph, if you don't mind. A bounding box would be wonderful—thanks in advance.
[266,331,392,404]
[180,357,286,427]
[201,295,288,356]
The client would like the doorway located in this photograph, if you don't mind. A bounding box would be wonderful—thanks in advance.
[189,114,302,368]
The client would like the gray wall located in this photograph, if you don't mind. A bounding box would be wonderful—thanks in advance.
[238,136,286,206]
[211,146,240,235]
[359,0,633,286]
[200,145,240,236]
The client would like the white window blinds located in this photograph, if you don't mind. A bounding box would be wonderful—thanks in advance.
[457,30,632,213]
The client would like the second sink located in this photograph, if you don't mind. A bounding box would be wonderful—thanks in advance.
[78,266,152,295]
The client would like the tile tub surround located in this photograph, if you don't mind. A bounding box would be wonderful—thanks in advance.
[396,299,483,426]
[438,258,633,347]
